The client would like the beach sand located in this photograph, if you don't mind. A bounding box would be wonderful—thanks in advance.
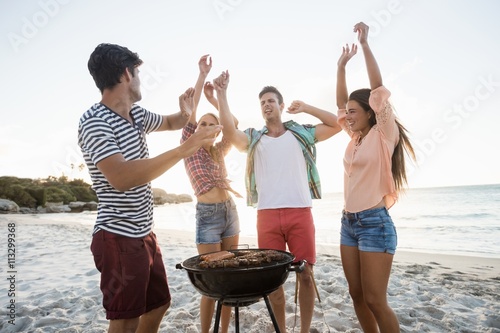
[1,214,499,333]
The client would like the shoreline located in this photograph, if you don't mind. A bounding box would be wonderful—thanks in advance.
[7,213,500,276]
[1,214,499,332]
[5,213,500,277]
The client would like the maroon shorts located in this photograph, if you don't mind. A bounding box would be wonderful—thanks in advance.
[257,207,316,265]
[90,230,171,320]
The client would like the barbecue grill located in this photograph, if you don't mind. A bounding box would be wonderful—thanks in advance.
[176,248,305,332]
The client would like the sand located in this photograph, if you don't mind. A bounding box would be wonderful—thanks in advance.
[0,213,499,333]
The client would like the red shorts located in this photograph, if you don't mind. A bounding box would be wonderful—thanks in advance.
[257,207,316,265]
[90,230,171,320]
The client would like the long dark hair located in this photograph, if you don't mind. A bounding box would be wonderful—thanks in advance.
[349,89,416,192]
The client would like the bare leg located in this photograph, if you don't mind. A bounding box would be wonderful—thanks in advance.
[268,286,286,332]
[199,296,233,333]
[198,243,225,333]
[218,235,240,332]
[359,251,400,333]
[341,245,378,333]
[108,318,139,333]
[199,296,216,333]
[107,302,170,333]
[136,302,170,333]
[197,234,239,333]
[297,264,316,333]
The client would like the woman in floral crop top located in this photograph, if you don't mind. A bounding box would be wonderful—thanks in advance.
[180,55,241,333]
[336,23,416,333]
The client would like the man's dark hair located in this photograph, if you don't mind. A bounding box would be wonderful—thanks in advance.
[259,86,284,105]
[87,43,143,93]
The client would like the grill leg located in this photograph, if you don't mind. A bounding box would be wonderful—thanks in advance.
[263,295,281,333]
[213,300,223,333]
[235,305,240,333]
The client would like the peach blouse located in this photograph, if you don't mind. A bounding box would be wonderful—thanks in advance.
[337,86,400,213]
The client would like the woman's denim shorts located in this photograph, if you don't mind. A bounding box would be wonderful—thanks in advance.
[195,197,240,244]
[340,207,397,254]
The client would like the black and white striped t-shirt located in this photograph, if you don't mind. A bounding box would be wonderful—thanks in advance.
[78,103,163,238]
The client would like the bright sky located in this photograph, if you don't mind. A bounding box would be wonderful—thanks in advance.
[1,0,499,195]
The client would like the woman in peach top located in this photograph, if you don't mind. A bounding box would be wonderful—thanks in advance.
[336,22,415,333]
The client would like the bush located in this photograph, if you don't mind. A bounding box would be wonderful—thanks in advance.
[0,177,30,197]
[70,186,97,202]
[46,186,76,204]
[26,187,47,207]
[0,176,97,207]
[5,184,37,208]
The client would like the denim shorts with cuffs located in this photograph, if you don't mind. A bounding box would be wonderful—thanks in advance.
[340,207,397,254]
[196,197,240,244]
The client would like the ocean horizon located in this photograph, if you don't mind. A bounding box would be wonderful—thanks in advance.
[151,183,500,259]
[42,183,500,259]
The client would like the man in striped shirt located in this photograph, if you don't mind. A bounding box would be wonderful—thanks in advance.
[78,43,221,333]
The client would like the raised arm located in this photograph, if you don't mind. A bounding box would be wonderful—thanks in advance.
[355,22,383,90]
[156,87,194,131]
[287,101,341,142]
[336,43,357,109]
[203,81,219,110]
[96,88,222,191]
[205,80,240,128]
[188,54,213,124]
[213,71,248,151]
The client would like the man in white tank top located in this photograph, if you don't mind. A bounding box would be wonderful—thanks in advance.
[213,71,342,333]
[254,131,311,209]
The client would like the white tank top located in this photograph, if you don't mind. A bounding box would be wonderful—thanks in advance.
[254,131,312,209]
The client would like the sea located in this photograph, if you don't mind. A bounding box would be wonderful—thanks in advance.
[64,184,499,259]
[150,183,500,259]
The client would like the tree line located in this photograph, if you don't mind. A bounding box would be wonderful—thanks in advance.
[0,176,97,208]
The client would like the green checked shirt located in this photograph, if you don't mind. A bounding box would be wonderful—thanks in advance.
[243,120,322,207]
